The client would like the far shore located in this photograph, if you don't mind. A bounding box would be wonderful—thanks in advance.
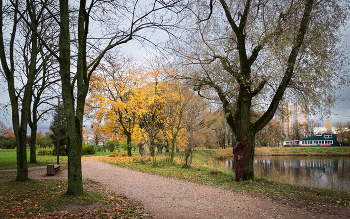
[254,146,350,157]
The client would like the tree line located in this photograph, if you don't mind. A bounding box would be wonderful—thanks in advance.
[84,57,234,157]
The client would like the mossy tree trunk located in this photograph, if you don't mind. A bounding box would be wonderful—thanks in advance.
[59,0,84,195]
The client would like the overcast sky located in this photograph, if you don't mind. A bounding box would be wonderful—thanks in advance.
[321,21,350,126]
[1,15,350,134]
[326,85,350,125]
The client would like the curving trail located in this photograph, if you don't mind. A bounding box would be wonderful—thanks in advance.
[28,160,349,219]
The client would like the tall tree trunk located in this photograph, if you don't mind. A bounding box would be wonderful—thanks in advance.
[127,134,132,157]
[170,139,176,161]
[65,118,83,195]
[232,133,255,180]
[16,128,28,181]
[29,125,37,163]
[16,62,35,181]
[149,137,155,157]
[27,0,38,165]
[219,0,314,181]
[59,0,83,195]
[232,86,254,180]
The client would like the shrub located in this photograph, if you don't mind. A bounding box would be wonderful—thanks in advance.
[37,146,54,156]
[82,144,96,155]
[120,142,128,151]
[0,139,16,149]
[95,145,107,152]
[105,140,116,152]
[52,145,68,156]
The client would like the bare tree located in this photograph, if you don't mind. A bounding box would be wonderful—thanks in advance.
[0,0,39,181]
[22,8,60,163]
[170,0,349,180]
[0,0,61,179]
[335,121,347,146]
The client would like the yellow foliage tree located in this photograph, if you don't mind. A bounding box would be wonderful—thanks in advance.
[87,58,195,159]
[136,66,190,160]
[160,81,188,160]
[0,121,15,140]
[86,57,147,156]
[324,118,333,133]
[138,70,168,157]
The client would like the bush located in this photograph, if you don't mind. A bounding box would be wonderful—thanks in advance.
[82,144,96,155]
[105,140,116,152]
[95,145,107,152]
[37,147,54,156]
[52,145,68,156]
[120,142,128,151]
[0,139,16,149]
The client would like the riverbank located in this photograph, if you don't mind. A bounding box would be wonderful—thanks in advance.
[255,146,350,156]
[89,149,350,209]
[197,146,350,159]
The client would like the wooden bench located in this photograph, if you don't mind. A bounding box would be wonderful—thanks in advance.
[47,164,61,176]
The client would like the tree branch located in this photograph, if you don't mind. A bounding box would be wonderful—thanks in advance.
[254,0,314,133]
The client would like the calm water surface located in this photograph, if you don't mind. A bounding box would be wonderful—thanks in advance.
[221,156,350,191]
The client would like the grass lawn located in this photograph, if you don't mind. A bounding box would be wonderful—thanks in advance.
[0,149,110,170]
[0,149,146,218]
[0,149,68,170]
[0,175,148,218]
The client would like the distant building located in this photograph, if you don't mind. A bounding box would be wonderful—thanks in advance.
[283,133,338,147]
[313,126,349,135]
[300,133,338,146]
[280,102,308,137]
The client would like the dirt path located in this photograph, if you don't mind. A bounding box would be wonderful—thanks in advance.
[28,161,350,219]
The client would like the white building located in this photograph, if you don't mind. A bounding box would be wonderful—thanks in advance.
[313,126,349,134]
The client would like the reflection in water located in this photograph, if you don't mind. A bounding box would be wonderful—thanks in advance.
[224,157,350,191]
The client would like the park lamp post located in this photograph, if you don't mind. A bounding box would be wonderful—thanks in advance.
[56,97,61,165]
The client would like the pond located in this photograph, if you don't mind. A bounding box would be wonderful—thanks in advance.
[219,156,350,191]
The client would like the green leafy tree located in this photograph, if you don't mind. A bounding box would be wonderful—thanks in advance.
[36,131,52,147]
[49,104,68,156]
[105,140,116,153]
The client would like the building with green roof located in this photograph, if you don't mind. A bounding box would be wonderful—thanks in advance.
[299,133,338,146]
[283,133,338,147]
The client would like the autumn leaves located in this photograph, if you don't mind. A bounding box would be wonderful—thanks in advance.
[85,59,189,157]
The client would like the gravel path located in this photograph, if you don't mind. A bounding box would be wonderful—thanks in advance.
[28,160,350,219]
